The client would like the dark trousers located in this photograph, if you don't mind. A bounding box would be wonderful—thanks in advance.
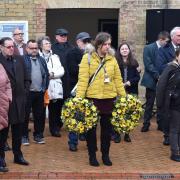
[169,110,180,155]
[23,91,45,138]
[0,123,23,158]
[86,114,111,156]
[143,88,162,127]
[48,99,64,134]
[161,106,170,138]
[68,132,78,146]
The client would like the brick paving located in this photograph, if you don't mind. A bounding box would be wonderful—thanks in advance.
[1,118,180,179]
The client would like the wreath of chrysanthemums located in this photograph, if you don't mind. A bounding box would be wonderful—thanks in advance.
[61,97,99,134]
[111,94,143,133]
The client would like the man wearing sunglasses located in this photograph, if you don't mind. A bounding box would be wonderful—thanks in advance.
[0,37,30,171]
[52,28,74,133]
[12,28,26,56]
[52,28,73,99]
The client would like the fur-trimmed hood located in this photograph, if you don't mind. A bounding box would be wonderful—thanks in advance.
[84,43,115,56]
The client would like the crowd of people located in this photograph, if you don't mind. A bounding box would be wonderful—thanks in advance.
[141,27,180,162]
[0,26,180,172]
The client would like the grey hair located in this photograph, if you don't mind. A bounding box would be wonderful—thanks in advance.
[37,36,50,51]
[170,27,180,38]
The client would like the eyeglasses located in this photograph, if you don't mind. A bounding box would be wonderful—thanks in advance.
[13,33,24,36]
[28,47,38,50]
[43,42,51,45]
[3,45,14,49]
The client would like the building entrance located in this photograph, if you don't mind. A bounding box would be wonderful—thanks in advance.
[46,8,119,48]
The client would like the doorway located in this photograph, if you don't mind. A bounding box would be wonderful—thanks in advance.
[46,9,119,47]
[98,19,118,49]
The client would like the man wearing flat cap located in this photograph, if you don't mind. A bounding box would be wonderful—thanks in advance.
[66,32,92,151]
[55,28,69,36]
[52,28,73,131]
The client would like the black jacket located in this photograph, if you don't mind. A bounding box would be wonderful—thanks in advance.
[0,53,30,124]
[66,47,83,91]
[119,65,140,95]
[156,61,180,112]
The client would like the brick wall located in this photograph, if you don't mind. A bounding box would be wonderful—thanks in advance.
[119,0,167,64]
[168,0,180,8]
[1,0,177,60]
[0,0,179,60]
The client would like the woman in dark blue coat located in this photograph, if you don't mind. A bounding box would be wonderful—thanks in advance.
[111,42,140,143]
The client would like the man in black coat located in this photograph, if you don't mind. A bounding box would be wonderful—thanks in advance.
[52,28,74,99]
[0,37,30,172]
[156,27,180,145]
[141,31,170,132]
[66,32,91,151]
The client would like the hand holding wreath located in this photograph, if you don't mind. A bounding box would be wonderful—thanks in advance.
[111,94,143,133]
[61,97,99,134]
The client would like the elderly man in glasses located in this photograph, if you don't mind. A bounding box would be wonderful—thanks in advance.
[12,28,27,56]
[0,37,30,171]
[3,28,27,152]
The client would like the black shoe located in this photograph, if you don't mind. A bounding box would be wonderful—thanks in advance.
[14,155,29,165]
[51,131,61,137]
[124,134,131,142]
[79,134,86,141]
[102,155,112,166]
[33,136,45,144]
[170,154,180,162]
[89,156,100,167]
[69,144,77,152]
[157,126,163,131]
[2,158,6,167]
[113,134,121,143]
[0,157,7,171]
[141,125,149,132]
[0,166,8,172]
[4,142,11,151]
[163,137,170,146]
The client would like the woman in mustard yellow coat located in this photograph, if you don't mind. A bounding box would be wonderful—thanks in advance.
[76,32,126,167]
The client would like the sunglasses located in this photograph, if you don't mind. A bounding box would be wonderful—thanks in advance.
[3,45,14,49]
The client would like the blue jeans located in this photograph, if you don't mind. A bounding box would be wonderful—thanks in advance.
[68,132,78,146]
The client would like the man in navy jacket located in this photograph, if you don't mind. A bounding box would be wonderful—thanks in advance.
[141,31,170,132]
[22,40,49,146]
[156,27,180,146]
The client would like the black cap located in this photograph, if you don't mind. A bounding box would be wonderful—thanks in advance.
[76,32,91,41]
[55,28,68,36]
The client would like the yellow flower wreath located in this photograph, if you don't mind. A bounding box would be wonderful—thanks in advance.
[111,94,143,133]
[61,97,99,134]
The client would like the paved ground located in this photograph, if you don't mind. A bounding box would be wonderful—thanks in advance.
[1,118,180,179]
